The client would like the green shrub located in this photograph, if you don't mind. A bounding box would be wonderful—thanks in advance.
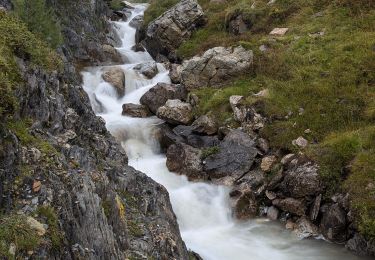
[13,0,63,48]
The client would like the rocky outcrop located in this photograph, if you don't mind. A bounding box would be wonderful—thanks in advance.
[122,103,151,118]
[143,0,206,61]
[102,67,126,96]
[157,99,194,125]
[140,83,188,114]
[180,46,253,89]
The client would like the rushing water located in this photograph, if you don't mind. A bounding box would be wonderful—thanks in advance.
[82,4,368,260]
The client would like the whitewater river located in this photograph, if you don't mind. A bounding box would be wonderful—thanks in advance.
[82,4,369,260]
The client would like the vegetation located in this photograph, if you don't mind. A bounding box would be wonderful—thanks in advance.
[109,0,126,11]
[143,0,179,25]
[201,146,220,159]
[0,214,41,258]
[147,0,375,239]
[36,206,63,250]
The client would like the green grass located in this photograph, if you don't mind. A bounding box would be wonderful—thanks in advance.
[201,146,220,159]
[143,0,179,25]
[36,206,63,250]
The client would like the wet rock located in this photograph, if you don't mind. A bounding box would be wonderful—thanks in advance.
[155,123,185,151]
[203,130,258,180]
[260,155,277,172]
[230,185,258,220]
[293,217,319,239]
[280,162,322,198]
[102,44,123,63]
[181,46,253,89]
[320,203,347,242]
[133,62,158,79]
[102,67,125,97]
[272,198,306,216]
[267,206,279,220]
[129,15,143,29]
[169,63,182,84]
[166,143,203,180]
[144,0,206,61]
[269,27,289,36]
[140,83,188,114]
[157,99,194,125]
[122,103,151,118]
[191,115,217,135]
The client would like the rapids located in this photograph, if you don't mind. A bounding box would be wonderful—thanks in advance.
[82,4,369,260]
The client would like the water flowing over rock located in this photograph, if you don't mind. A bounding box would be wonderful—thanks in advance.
[140,83,188,114]
[180,46,253,89]
[144,0,206,61]
[157,99,194,125]
[122,103,151,118]
[133,62,158,79]
[102,67,126,97]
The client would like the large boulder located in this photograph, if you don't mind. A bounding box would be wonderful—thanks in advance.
[180,46,253,89]
[191,115,217,135]
[133,62,158,79]
[157,99,194,125]
[140,83,188,114]
[144,0,206,61]
[122,103,151,118]
[129,15,143,29]
[280,162,322,198]
[229,184,258,220]
[166,143,204,180]
[173,125,220,148]
[203,130,258,181]
[102,67,125,97]
[272,197,306,216]
[320,203,348,243]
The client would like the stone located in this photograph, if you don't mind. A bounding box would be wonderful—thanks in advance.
[269,27,289,36]
[267,206,279,220]
[292,136,308,148]
[293,217,319,239]
[260,156,277,172]
[166,143,203,180]
[181,46,253,89]
[129,15,143,29]
[140,83,188,114]
[229,95,265,128]
[286,220,295,230]
[235,170,265,190]
[320,203,347,242]
[309,194,322,221]
[144,0,206,61]
[157,99,194,125]
[8,243,16,256]
[228,15,248,35]
[191,115,217,135]
[273,198,306,216]
[32,180,42,193]
[280,153,296,165]
[27,217,46,236]
[102,44,122,63]
[203,130,258,180]
[169,64,183,84]
[122,103,151,118]
[281,162,322,198]
[172,125,220,148]
[131,43,145,52]
[346,233,375,257]
[265,190,277,200]
[133,62,158,79]
[230,185,258,220]
[256,138,269,154]
[102,67,125,97]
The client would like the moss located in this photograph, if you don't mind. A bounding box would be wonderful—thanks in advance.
[101,200,112,218]
[109,0,126,11]
[36,206,63,250]
[143,0,179,25]
[201,146,220,159]
[0,214,41,258]
[127,219,143,237]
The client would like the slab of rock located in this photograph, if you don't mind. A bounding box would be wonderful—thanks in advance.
[129,15,143,29]
[273,197,306,216]
[144,0,206,60]
[293,217,319,239]
[229,185,258,220]
[157,99,193,125]
[134,62,158,79]
[203,130,258,180]
[173,125,220,148]
[269,27,289,36]
[122,103,151,118]
[166,143,203,180]
[191,115,217,135]
[102,67,125,97]
[280,162,322,198]
[292,136,308,148]
[260,155,277,172]
[320,203,347,242]
[181,46,253,89]
[140,83,188,114]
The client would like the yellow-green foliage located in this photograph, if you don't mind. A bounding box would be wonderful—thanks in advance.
[0,214,41,258]
[0,11,61,119]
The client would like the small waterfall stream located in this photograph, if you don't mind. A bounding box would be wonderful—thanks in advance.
[82,4,368,260]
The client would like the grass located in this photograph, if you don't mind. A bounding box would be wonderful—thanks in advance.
[201,146,220,159]
[143,0,179,25]
[109,0,126,11]
[36,206,63,250]
[167,0,375,239]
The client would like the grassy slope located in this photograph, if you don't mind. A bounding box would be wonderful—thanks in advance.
[145,0,375,240]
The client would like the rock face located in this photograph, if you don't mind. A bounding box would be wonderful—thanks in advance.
[102,67,126,97]
[140,83,188,114]
[133,62,158,79]
[180,46,253,89]
[157,99,194,125]
[122,103,151,118]
[203,130,258,181]
[144,0,206,61]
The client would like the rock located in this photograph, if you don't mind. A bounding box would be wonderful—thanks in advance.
[8,243,16,256]
[102,67,125,97]
[191,115,217,135]
[320,203,347,242]
[256,138,269,154]
[346,233,375,257]
[140,83,188,114]
[229,95,265,128]
[169,64,182,84]
[157,99,194,125]
[253,89,269,98]
[292,136,308,148]
[228,15,249,35]
[235,170,265,190]
[155,123,185,151]
[188,93,199,107]
[273,198,306,216]
[122,103,151,118]
[102,44,122,63]
[260,156,277,172]
[131,43,145,52]
[280,153,296,165]
[309,194,322,221]
[281,162,322,198]
[269,27,289,36]
[32,180,42,193]
[133,62,158,79]
[113,9,132,21]
[293,217,319,239]
[129,15,143,29]
[166,143,203,180]
[265,190,277,200]
[286,220,295,230]
[229,185,258,220]
[267,206,279,220]
[144,0,206,61]
[27,217,46,236]
[181,46,253,89]
[172,125,220,148]
[203,130,258,180]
